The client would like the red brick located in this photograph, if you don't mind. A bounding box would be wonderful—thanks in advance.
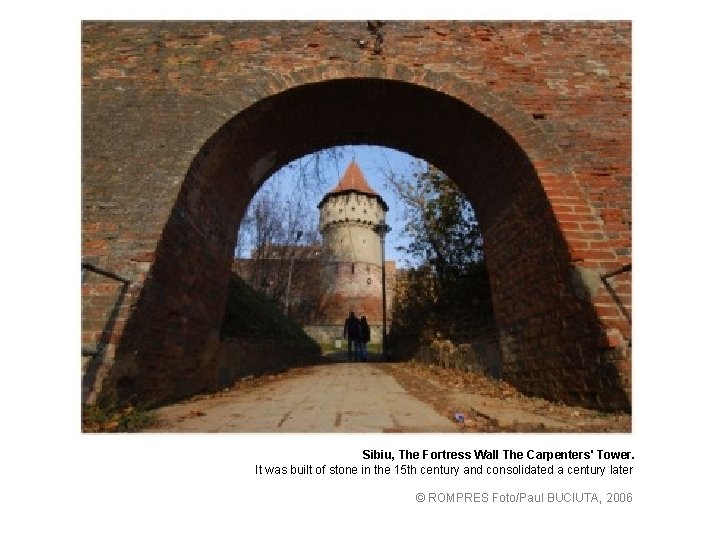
[570,249,618,260]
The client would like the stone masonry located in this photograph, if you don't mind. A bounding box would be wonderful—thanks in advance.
[316,160,395,331]
[82,21,631,411]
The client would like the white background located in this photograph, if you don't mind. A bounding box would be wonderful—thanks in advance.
[3,1,718,538]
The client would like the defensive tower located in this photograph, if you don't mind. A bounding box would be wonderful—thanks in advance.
[315,160,393,336]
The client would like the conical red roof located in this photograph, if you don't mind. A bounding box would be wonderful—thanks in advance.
[329,160,377,196]
[318,159,388,210]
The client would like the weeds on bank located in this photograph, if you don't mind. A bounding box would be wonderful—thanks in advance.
[82,404,155,433]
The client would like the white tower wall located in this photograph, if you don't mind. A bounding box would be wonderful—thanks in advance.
[319,192,387,265]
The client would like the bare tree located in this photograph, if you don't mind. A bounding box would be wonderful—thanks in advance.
[235,148,347,313]
[238,183,316,298]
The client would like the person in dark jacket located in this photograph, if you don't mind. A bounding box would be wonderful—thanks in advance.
[358,316,371,361]
[343,311,361,361]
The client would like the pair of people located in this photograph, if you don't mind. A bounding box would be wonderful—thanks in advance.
[342,311,371,361]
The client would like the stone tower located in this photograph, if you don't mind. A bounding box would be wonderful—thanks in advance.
[315,160,393,341]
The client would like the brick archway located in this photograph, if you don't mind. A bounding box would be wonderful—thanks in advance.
[83,24,631,412]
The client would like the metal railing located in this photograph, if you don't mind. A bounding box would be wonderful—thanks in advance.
[81,261,131,357]
[82,261,131,286]
[81,261,133,402]
[600,263,631,322]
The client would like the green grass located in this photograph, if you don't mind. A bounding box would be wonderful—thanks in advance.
[82,404,155,433]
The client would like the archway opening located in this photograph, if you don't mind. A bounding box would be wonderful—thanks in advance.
[229,146,496,372]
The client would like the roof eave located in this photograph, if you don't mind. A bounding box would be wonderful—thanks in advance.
[317,189,388,211]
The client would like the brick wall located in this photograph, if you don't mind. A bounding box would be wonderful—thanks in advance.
[231,258,395,328]
[316,261,395,327]
[82,21,631,411]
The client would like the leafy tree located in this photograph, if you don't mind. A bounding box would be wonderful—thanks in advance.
[384,162,485,297]
[383,161,494,349]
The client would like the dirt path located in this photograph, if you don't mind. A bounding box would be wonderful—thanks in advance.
[142,361,630,433]
[379,363,631,432]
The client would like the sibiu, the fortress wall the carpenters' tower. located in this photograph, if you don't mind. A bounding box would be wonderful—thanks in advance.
[310,160,395,343]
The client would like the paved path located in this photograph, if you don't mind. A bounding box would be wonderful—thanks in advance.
[144,363,456,433]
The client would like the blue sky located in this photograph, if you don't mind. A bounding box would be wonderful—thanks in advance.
[239,144,425,267]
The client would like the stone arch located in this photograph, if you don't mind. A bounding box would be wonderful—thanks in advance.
[84,64,629,412]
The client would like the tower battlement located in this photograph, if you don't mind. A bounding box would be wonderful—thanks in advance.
[318,160,388,266]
